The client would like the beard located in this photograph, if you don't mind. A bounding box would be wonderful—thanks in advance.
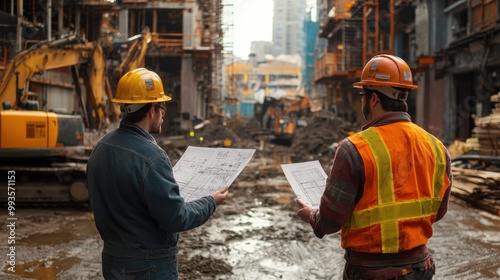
[151,126,162,134]
[362,101,371,122]
[150,118,163,134]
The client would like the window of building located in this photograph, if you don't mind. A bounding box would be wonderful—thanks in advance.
[451,9,468,37]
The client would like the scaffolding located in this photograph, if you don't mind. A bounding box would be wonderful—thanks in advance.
[222,0,234,103]
[210,0,225,116]
[362,0,395,65]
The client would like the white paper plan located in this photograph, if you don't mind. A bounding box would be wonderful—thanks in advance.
[281,160,328,207]
[173,146,256,202]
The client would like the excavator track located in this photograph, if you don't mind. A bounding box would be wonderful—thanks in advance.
[0,160,89,204]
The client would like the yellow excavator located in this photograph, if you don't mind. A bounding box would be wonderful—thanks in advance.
[0,34,119,203]
[113,27,152,80]
[253,95,312,145]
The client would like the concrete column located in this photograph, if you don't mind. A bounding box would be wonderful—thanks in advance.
[181,54,195,130]
[75,6,81,35]
[443,74,455,143]
[58,0,64,38]
[16,0,23,52]
[119,9,129,41]
[47,0,52,40]
[183,7,194,49]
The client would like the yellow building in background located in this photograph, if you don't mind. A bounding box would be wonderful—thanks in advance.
[225,55,301,98]
[225,55,302,117]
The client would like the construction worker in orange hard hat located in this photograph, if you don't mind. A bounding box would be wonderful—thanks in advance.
[87,68,229,279]
[295,55,452,280]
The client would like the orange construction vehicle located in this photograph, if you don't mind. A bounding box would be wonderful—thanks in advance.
[254,95,311,144]
[0,34,119,203]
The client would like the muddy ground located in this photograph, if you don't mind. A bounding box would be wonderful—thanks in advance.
[2,114,500,279]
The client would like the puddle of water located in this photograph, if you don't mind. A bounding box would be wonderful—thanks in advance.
[228,208,273,233]
[19,219,97,246]
[2,257,80,279]
[259,258,300,272]
[231,239,268,254]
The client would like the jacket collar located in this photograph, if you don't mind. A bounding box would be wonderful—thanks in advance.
[361,112,411,131]
[119,121,157,144]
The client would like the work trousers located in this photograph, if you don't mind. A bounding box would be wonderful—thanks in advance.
[102,252,179,280]
[342,257,435,280]
[342,246,435,280]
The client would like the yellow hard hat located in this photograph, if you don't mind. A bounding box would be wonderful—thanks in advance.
[353,54,418,90]
[112,68,172,104]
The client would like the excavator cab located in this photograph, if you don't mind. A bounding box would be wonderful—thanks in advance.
[253,95,311,145]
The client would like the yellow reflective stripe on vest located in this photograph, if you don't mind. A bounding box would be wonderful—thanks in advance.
[359,128,398,252]
[349,197,442,229]
[425,133,446,198]
[360,128,395,204]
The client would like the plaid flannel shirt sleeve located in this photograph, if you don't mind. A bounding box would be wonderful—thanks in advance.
[310,139,363,238]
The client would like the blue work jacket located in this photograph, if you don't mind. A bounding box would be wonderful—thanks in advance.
[87,121,217,258]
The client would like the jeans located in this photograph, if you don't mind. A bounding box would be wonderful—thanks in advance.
[102,252,179,280]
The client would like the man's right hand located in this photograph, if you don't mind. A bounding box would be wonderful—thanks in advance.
[295,198,314,223]
[211,187,229,206]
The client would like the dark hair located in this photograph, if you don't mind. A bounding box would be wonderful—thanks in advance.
[364,88,408,112]
[123,103,153,123]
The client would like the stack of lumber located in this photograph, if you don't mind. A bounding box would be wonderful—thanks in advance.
[473,92,500,156]
[451,93,500,216]
[452,167,500,216]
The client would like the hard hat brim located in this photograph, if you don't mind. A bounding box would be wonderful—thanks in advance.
[353,81,418,90]
[111,95,172,104]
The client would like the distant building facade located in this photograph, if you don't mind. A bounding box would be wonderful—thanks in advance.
[272,0,308,56]
[250,41,274,63]
[225,56,302,117]
[303,12,319,96]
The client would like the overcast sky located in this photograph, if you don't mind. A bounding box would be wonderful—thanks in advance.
[227,0,316,59]
[231,0,274,59]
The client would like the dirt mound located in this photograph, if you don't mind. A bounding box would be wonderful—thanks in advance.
[291,110,357,162]
[196,115,241,146]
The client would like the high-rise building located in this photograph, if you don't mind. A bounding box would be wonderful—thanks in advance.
[303,11,319,96]
[272,0,308,56]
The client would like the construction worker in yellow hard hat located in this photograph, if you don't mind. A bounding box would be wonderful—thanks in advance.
[295,55,452,280]
[111,67,171,133]
[87,68,229,279]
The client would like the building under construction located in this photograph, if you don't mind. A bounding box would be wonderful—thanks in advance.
[315,0,500,144]
[315,0,416,127]
[0,0,225,133]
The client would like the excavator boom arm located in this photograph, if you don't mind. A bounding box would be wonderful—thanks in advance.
[0,39,118,128]
[0,42,97,108]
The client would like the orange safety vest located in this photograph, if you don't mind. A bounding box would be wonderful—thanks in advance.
[343,121,449,253]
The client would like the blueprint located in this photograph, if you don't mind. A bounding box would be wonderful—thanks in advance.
[281,160,328,207]
[173,146,256,202]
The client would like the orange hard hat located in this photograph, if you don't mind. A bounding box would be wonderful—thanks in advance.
[353,54,418,90]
